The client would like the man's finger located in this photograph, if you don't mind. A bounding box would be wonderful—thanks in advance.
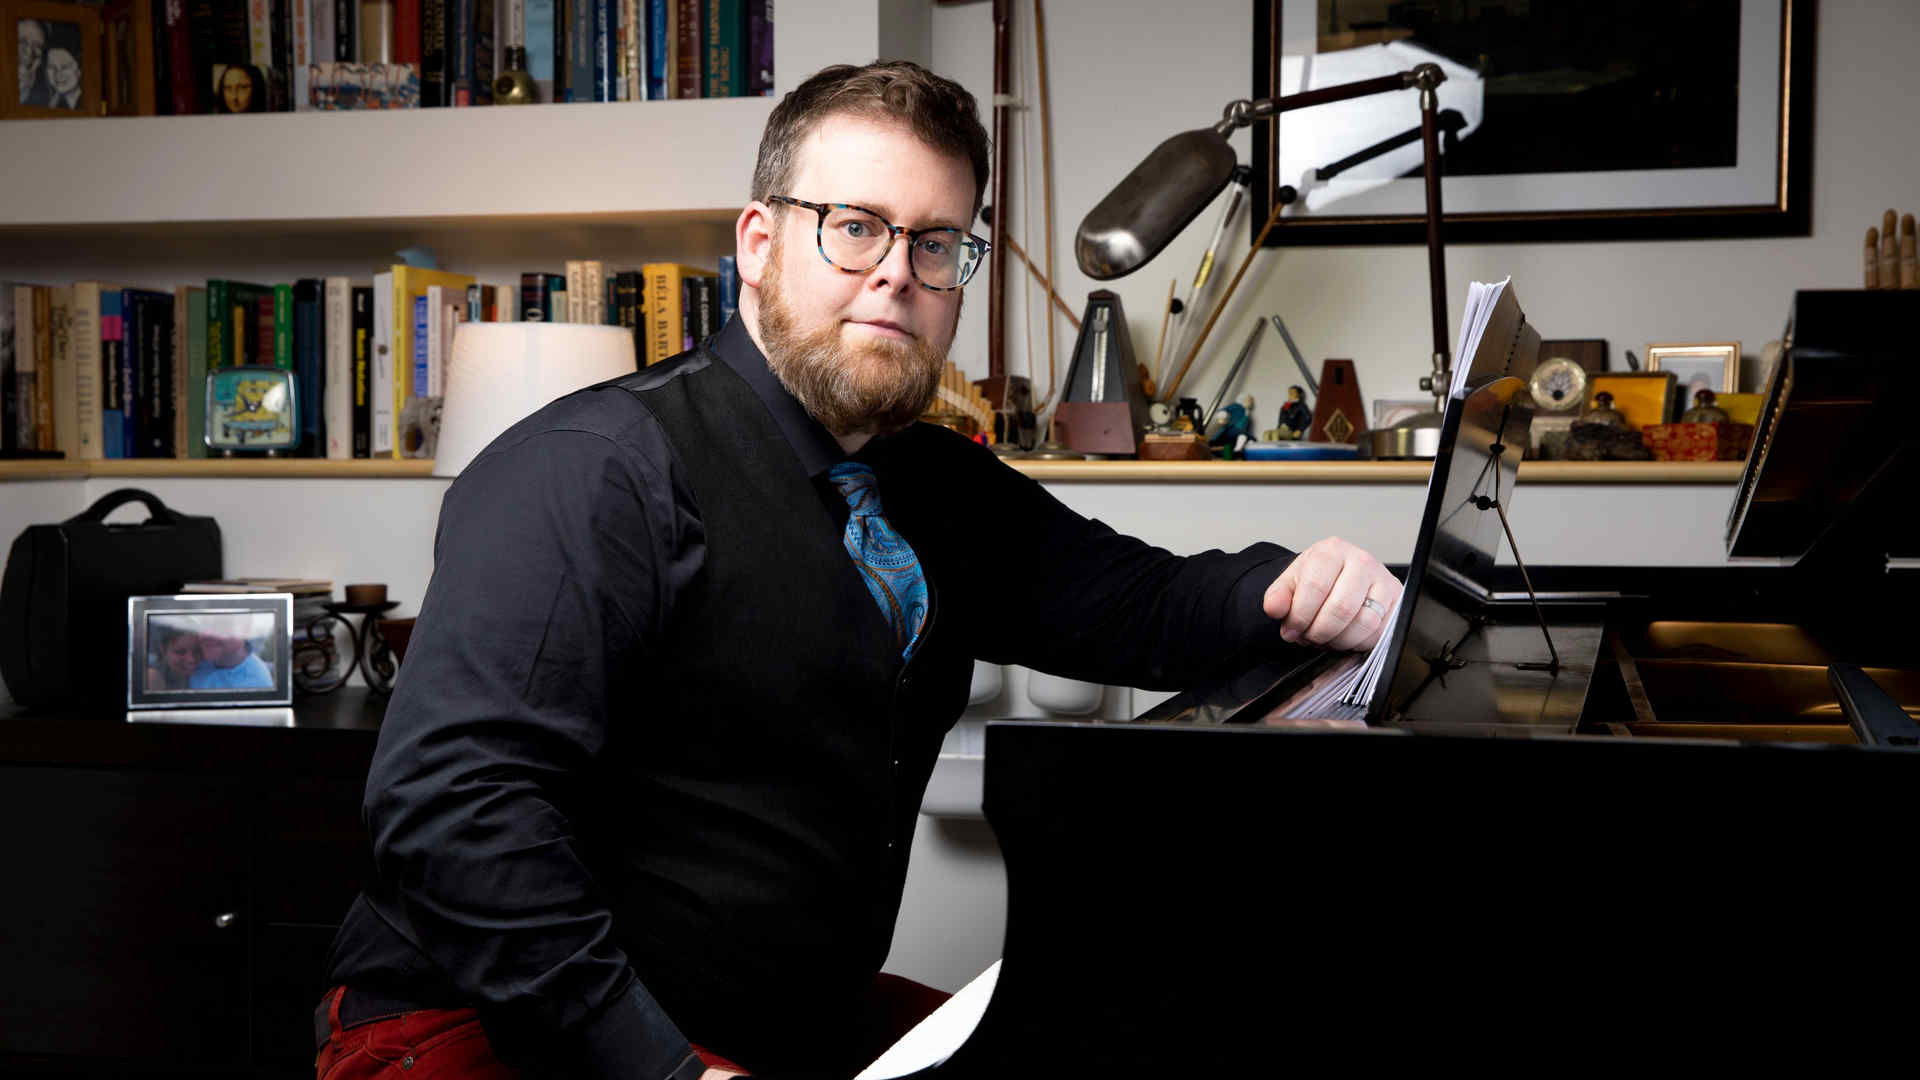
[1262,573,1295,623]
[1300,559,1372,645]
[1277,548,1339,642]
[1326,587,1389,652]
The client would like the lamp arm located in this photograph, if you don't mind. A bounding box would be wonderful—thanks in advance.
[1210,63,1444,136]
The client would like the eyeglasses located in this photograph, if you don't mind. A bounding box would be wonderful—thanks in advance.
[768,195,991,291]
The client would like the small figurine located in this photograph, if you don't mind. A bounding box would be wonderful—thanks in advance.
[1207,401,1255,459]
[1583,390,1629,429]
[1275,384,1313,440]
[1680,388,1730,424]
[1174,397,1205,434]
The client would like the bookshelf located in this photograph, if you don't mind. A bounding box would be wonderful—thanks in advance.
[0,458,1745,484]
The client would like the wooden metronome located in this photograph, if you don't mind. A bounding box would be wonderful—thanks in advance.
[1308,359,1365,443]
[1053,290,1151,456]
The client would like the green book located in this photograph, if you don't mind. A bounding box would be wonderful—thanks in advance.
[274,283,292,369]
[705,0,744,97]
[187,286,208,458]
[206,279,228,370]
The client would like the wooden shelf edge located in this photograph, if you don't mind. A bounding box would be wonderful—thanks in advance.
[0,459,440,479]
[0,459,1743,484]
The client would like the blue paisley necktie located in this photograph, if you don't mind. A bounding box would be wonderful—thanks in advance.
[827,462,928,658]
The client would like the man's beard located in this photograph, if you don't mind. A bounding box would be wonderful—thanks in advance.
[757,245,951,438]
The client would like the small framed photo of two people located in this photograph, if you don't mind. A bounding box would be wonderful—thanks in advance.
[128,593,293,709]
[3,0,103,119]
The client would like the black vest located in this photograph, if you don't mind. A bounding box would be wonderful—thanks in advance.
[589,347,975,1058]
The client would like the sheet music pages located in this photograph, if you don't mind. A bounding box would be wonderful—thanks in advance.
[855,960,1002,1078]
[1331,277,1512,707]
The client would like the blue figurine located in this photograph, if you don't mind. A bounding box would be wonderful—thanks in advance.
[1207,401,1254,459]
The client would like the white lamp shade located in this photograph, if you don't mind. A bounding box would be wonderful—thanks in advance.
[432,322,637,477]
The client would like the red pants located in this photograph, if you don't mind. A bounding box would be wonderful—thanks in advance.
[313,975,951,1077]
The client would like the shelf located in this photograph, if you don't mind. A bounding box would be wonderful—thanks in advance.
[0,458,1744,484]
[0,97,775,234]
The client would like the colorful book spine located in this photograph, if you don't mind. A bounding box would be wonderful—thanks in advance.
[569,0,592,100]
[69,282,108,460]
[645,0,667,99]
[100,291,125,459]
[412,294,430,397]
[564,260,585,323]
[31,287,52,450]
[672,0,698,98]
[116,289,141,456]
[371,270,394,456]
[167,0,201,112]
[185,285,208,457]
[141,292,177,457]
[593,0,611,101]
[421,0,449,105]
[641,263,713,366]
[704,0,740,97]
[274,282,293,368]
[746,0,769,96]
[324,277,351,458]
[584,260,605,324]
[49,287,78,459]
[206,279,228,369]
[622,0,641,99]
[350,284,371,457]
[520,272,551,321]
[294,278,324,455]
[171,285,192,458]
[394,0,422,65]
[527,0,554,81]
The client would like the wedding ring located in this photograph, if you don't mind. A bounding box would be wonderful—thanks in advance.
[1360,597,1385,615]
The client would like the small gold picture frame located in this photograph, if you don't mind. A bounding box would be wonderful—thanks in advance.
[1647,341,1741,420]
[1589,371,1676,432]
[2,0,104,120]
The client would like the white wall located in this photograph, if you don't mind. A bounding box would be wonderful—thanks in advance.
[932,0,1920,420]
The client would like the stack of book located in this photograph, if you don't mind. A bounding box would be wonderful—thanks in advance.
[0,257,738,461]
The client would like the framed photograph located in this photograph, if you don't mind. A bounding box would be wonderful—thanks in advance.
[1589,371,1676,432]
[2,0,104,119]
[127,592,293,709]
[1250,0,1814,246]
[1648,341,1741,420]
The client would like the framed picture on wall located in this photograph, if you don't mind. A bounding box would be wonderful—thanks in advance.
[1250,0,1815,246]
[2,0,104,119]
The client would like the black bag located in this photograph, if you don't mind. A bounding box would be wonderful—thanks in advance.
[1,488,223,710]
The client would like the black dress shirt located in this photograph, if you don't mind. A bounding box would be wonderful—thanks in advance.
[325,316,1297,1077]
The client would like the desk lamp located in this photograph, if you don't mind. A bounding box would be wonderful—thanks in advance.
[1077,62,1454,457]
[431,323,638,477]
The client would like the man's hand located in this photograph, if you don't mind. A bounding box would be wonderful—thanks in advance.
[700,1069,747,1079]
[1262,537,1401,652]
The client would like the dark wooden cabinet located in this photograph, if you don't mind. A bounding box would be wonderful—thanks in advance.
[0,694,380,1074]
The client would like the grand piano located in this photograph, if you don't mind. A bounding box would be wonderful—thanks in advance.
[901,291,1919,1075]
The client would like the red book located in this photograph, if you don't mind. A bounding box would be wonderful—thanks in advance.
[673,0,700,98]
[164,0,199,113]
[394,0,422,65]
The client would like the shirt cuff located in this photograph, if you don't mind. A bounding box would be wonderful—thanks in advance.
[570,977,705,1080]
[1223,549,1294,651]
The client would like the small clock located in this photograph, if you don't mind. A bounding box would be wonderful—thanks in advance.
[1528,357,1589,414]
[206,365,300,455]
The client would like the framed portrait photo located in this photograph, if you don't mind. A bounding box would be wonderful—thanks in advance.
[1251,0,1814,246]
[127,593,294,710]
[1648,341,1742,419]
[2,0,104,120]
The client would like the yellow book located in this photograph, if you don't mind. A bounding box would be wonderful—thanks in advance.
[388,266,476,459]
[641,263,716,367]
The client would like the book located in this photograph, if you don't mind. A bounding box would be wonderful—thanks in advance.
[371,269,393,455]
[583,260,605,324]
[614,270,641,366]
[122,289,176,457]
[323,277,351,458]
[21,286,49,450]
[394,0,422,65]
[717,254,737,326]
[569,0,592,100]
[311,0,333,75]
[69,282,111,460]
[564,259,585,323]
[387,265,474,457]
[350,284,372,457]
[527,0,555,82]
[672,0,698,98]
[421,0,449,105]
[293,277,324,455]
[641,263,714,366]
[469,0,493,104]
[183,284,208,457]
[184,576,332,594]
[0,285,14,450]
[11,285,38,451]
[334,0,354,59]
[292,0,312,108]
[167,0,202,112]
[422,283,463,398]
[622,0,641,98]
[274,282,293,368]
[100,289,125,458]
[644,0,667,99]
[594,0,611,101]
[170,284,193,458]
[49,286,77,459]
[745,0,769,95]
[704,0,739,97]
[519,272,551,321]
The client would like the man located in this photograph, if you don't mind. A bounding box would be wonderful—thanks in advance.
[316,61,1399,1080]
[188,620,273,690]
[44,45,80,110]
[16,18,51,107]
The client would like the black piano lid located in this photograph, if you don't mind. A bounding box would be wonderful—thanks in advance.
[1725,289,1920,562]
